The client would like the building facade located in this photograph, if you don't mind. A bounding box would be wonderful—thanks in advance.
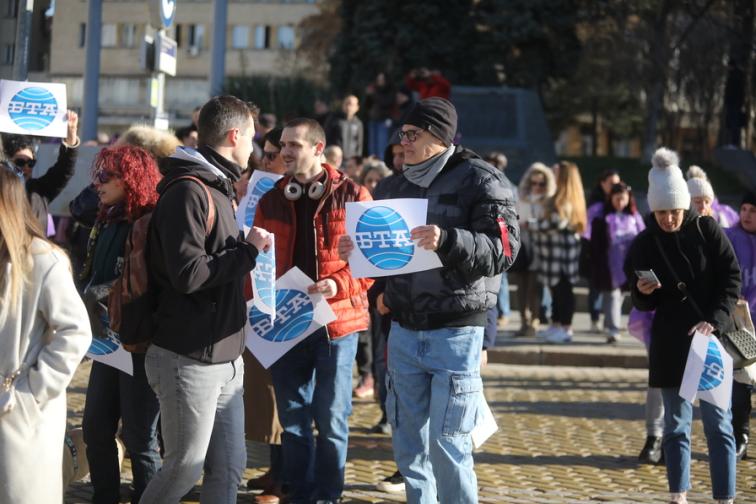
[48,0,318,133]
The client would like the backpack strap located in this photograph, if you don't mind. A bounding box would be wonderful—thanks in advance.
[164,175,217,236]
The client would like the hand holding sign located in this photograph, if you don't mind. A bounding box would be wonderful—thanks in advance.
[411,225,442,251]
[680,331,733,409]
[308,279,338,299]
[246,226,273,253]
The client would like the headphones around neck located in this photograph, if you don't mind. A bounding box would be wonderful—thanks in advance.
[284,180,326,201]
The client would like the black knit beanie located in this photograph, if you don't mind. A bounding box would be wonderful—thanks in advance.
[404,97,458,147]
[741,191,756,208]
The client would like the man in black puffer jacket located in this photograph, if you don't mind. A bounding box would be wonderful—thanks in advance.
[341,97,519,504]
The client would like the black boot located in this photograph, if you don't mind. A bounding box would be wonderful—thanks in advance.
[735,433,748,461]
[638,436,663,465]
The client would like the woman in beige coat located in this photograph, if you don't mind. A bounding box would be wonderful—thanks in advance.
[0,165,92,503]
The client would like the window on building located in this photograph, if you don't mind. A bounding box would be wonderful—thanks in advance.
[79,22,86,48]
[121,23,137,48]
[277,25,294,50]
[188,24,205,55]
[174,24,182,48]
[231,25,249,49]
[2,44,14,65]
[254,25,270,49]
[101,23,117,48]
[6,0,18,18]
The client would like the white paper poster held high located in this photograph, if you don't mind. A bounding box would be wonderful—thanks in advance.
[252,237,276,319]
[245,267,337,368]
[345,198,443,278]
[86,309,133,375]
[236,170,283,232]
[679,332,733,409]
[0,80,68,138]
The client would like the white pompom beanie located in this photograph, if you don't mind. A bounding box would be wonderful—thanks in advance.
[647,147,691,212]
[687,177,714,200]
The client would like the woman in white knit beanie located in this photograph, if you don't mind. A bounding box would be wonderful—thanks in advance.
[627,148,740,504]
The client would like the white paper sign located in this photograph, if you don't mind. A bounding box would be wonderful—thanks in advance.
[0,80,68,138]
[236,170,282,232]
[679,332,733,409]
[245,267,337,368]
[86,312,133,376]
[252,237,276,319]
[471,393,498,449]
[345,198,443,278]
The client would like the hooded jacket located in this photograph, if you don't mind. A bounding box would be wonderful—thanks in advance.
[148,146,259,363]
[382,146,520,330]
[626,212,740,387]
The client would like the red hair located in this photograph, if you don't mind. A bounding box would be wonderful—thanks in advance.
[93,145,162,222]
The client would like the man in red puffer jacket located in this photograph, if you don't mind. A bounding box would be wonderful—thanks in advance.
[254,117,372,504]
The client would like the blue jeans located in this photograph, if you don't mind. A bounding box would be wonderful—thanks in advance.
[83,356,161,504]
[269,329,358,503]
[497,273,510,318]
[386,323,483,504]
[140,345,246,504]
[661,388,736,499]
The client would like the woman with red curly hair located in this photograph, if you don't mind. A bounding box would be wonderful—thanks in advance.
[80,145,163,504]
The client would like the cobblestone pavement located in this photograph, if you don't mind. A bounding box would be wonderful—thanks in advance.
[65,361,756,503]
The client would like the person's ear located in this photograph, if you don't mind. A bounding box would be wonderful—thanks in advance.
[227,128,240,147]
[313,140,325,157]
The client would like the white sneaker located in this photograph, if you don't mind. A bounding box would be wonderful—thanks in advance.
[376,471,405,494]
[607,330,621,343]
[545,327,572,344]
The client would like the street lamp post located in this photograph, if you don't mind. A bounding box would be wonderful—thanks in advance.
[81,0,102,142]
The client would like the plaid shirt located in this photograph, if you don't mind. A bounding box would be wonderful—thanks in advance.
[532,211,581,287]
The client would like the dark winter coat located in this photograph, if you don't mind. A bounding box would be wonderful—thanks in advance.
[26,143,78,230]
[626,212,740,387]
[382,146,520,330]
[148,147,259,363]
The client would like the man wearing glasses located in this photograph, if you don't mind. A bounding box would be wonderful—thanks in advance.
[1,110,80,233]
[339,97,520,503]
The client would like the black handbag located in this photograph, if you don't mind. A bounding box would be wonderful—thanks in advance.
[653,232,756,369]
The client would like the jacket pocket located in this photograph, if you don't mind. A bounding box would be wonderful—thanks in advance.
[442,374,482,437]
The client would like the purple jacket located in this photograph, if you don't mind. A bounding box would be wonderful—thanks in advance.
[713,200,738,228]
[725,224,756,319]
[590,211,644,290]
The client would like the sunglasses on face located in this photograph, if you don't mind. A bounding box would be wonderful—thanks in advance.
[263,150,280,161]
[94,169,118,184]
[12,157,36,169]
[398,129,424,143]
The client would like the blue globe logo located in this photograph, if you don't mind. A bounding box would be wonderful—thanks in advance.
[253,249,275,305]
[8,87,59,131]
[355,206,414,270]
[699,340,724,391]
[249,289,314,343]
[88,313,120,355]
[244,177,276,227]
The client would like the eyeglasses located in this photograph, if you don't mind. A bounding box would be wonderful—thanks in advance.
[94,169,118,184]
[12,157,36,169]
[263,150,280,161]
[398,129,424,143]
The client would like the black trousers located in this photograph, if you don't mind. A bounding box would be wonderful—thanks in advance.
[732,380,753,438]
[551,274,576,326]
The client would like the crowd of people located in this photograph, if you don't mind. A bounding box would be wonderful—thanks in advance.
[0,87,753,504]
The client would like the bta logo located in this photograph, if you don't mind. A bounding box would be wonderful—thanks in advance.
[8,87,59,131]
[699,340,724,391]
[244,177,276,227]
[249,289,314,342]
[89,313,120,355]
[355,206,414,270]
[252,251,275,302]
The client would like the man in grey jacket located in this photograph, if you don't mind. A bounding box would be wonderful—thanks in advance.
[339,97,519,504]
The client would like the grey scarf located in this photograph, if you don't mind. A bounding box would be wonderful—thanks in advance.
[403,146,455,188]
